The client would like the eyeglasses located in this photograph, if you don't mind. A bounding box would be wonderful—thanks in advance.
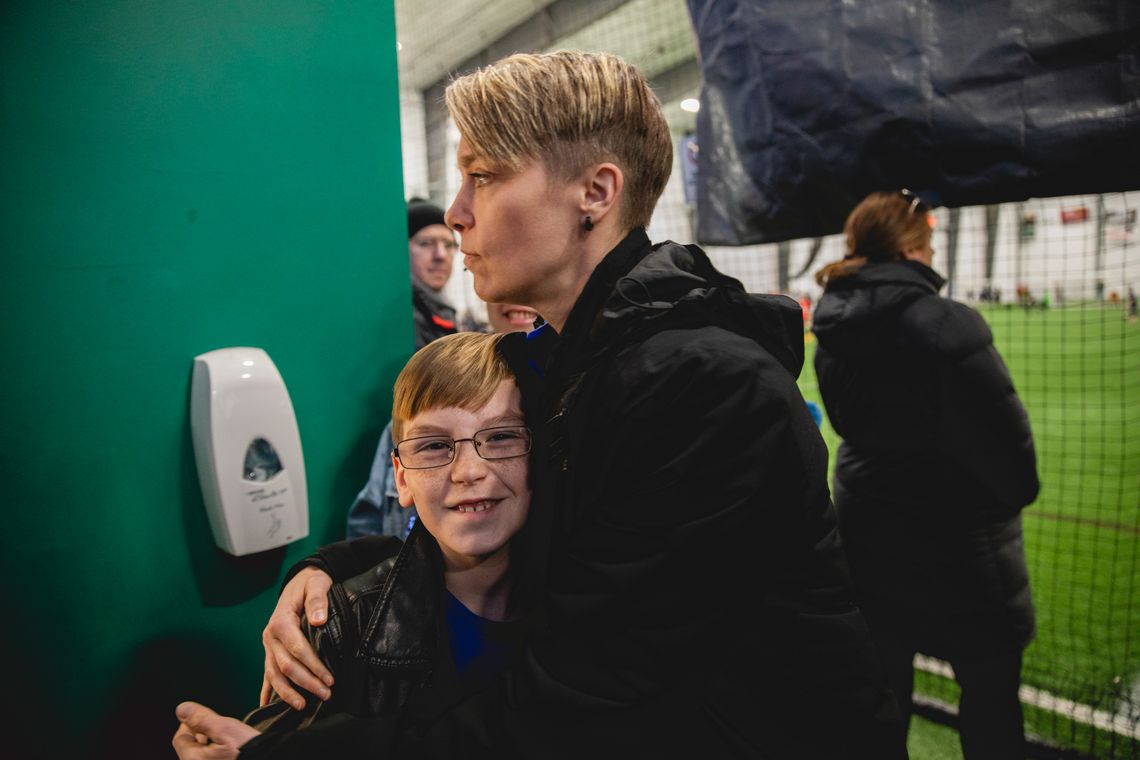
[394,426,532,469]
[900,188,930,215]
[412,237,458,253]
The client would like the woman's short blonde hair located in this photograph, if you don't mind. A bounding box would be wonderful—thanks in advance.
[392,332,513,442]
[445,51,673,230]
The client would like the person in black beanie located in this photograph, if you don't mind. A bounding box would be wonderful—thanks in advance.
[406,198,459,349]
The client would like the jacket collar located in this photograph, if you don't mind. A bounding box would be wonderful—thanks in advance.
[826,259,945,294]
[411,279,456,316]
[545,227,804,378]
[557,227,652,352]
[813,260,947,354]
[357,520,445,666]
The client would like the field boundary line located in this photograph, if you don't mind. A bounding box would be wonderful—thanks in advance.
[914,654,1140,740]
[1027,509,1140,536]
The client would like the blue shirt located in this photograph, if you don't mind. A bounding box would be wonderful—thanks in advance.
[445,592,524,683]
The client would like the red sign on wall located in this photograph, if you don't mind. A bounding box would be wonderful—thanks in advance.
[1060,207,1089,224]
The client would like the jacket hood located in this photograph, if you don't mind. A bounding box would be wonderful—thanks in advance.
[812,260,945,358]
[583,231,805,378]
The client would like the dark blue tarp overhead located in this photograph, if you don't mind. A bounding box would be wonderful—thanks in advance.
[687,0,1140,244]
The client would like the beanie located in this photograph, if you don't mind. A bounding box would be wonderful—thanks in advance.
[407,198,447,239]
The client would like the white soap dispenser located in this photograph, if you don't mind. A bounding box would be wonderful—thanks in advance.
[190,347,309,556]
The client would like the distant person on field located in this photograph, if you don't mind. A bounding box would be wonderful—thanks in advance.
[813,189,1040,759]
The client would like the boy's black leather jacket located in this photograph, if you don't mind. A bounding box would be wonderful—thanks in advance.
[240,522,463,756]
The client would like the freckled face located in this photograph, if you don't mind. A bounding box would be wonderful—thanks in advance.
[444,139,579,310]
[393,381,530,569]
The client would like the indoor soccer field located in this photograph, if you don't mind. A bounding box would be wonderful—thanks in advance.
[800,303,1140,759]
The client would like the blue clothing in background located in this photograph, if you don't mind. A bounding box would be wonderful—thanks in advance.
[806,400,824,428]
[345,421,418,539]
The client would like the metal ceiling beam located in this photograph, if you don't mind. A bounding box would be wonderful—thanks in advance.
[417,0,702,203]
[434,0,632,91]
[422,0,634,201]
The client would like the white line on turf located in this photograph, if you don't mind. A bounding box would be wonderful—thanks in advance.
[913,653,1140,740]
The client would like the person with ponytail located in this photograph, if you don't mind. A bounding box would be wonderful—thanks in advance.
[813,190,1040,759]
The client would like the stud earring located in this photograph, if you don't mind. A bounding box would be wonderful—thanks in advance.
[583,215,594,231]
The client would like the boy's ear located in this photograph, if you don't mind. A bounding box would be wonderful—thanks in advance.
[392,453,416,508]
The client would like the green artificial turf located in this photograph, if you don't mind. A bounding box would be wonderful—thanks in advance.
[908,716,965,760]
[799,303,1140,758]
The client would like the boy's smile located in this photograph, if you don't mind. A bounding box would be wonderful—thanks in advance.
[450,499,497,514]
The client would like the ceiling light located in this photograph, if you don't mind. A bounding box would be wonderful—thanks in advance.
[680,98,700,113]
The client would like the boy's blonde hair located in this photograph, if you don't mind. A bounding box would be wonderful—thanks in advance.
[445,51,672,230]
[392,332,513,442]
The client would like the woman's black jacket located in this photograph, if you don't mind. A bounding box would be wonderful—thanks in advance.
[271,229,905,758]
[813,259,1038,657]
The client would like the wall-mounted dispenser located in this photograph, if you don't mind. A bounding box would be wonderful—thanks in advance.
[190,347,308,556]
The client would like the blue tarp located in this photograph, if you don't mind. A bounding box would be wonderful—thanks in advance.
[687,0,1140,244]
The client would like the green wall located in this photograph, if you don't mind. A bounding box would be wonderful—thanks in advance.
[0,2,410,756]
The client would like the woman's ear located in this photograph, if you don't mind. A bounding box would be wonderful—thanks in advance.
[901,245,933,265]
[393,453,416,508]
[580,162,624,225]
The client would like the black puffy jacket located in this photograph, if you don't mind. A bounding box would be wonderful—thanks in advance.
[275,229,905,759]
[813,259,1038,657]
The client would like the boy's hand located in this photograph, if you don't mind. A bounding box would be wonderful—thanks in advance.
[172,702,258,760]
[260,566,335,709]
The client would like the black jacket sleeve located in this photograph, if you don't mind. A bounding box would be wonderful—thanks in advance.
[239,712,400,759]
[281,535,398,588]
[903,299,1040,514]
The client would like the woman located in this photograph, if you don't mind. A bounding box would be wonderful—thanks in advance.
[812,190,1039,758]
[253,51,903,759]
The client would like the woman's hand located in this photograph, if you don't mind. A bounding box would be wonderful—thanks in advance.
[260,566,335,709]
[172,702,259,760]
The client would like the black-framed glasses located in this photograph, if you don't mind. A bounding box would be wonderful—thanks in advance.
[411,236,458,253]
[394,426,532,469]
[900,188,930,215]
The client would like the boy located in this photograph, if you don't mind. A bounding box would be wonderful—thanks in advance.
[173,331,532,760]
